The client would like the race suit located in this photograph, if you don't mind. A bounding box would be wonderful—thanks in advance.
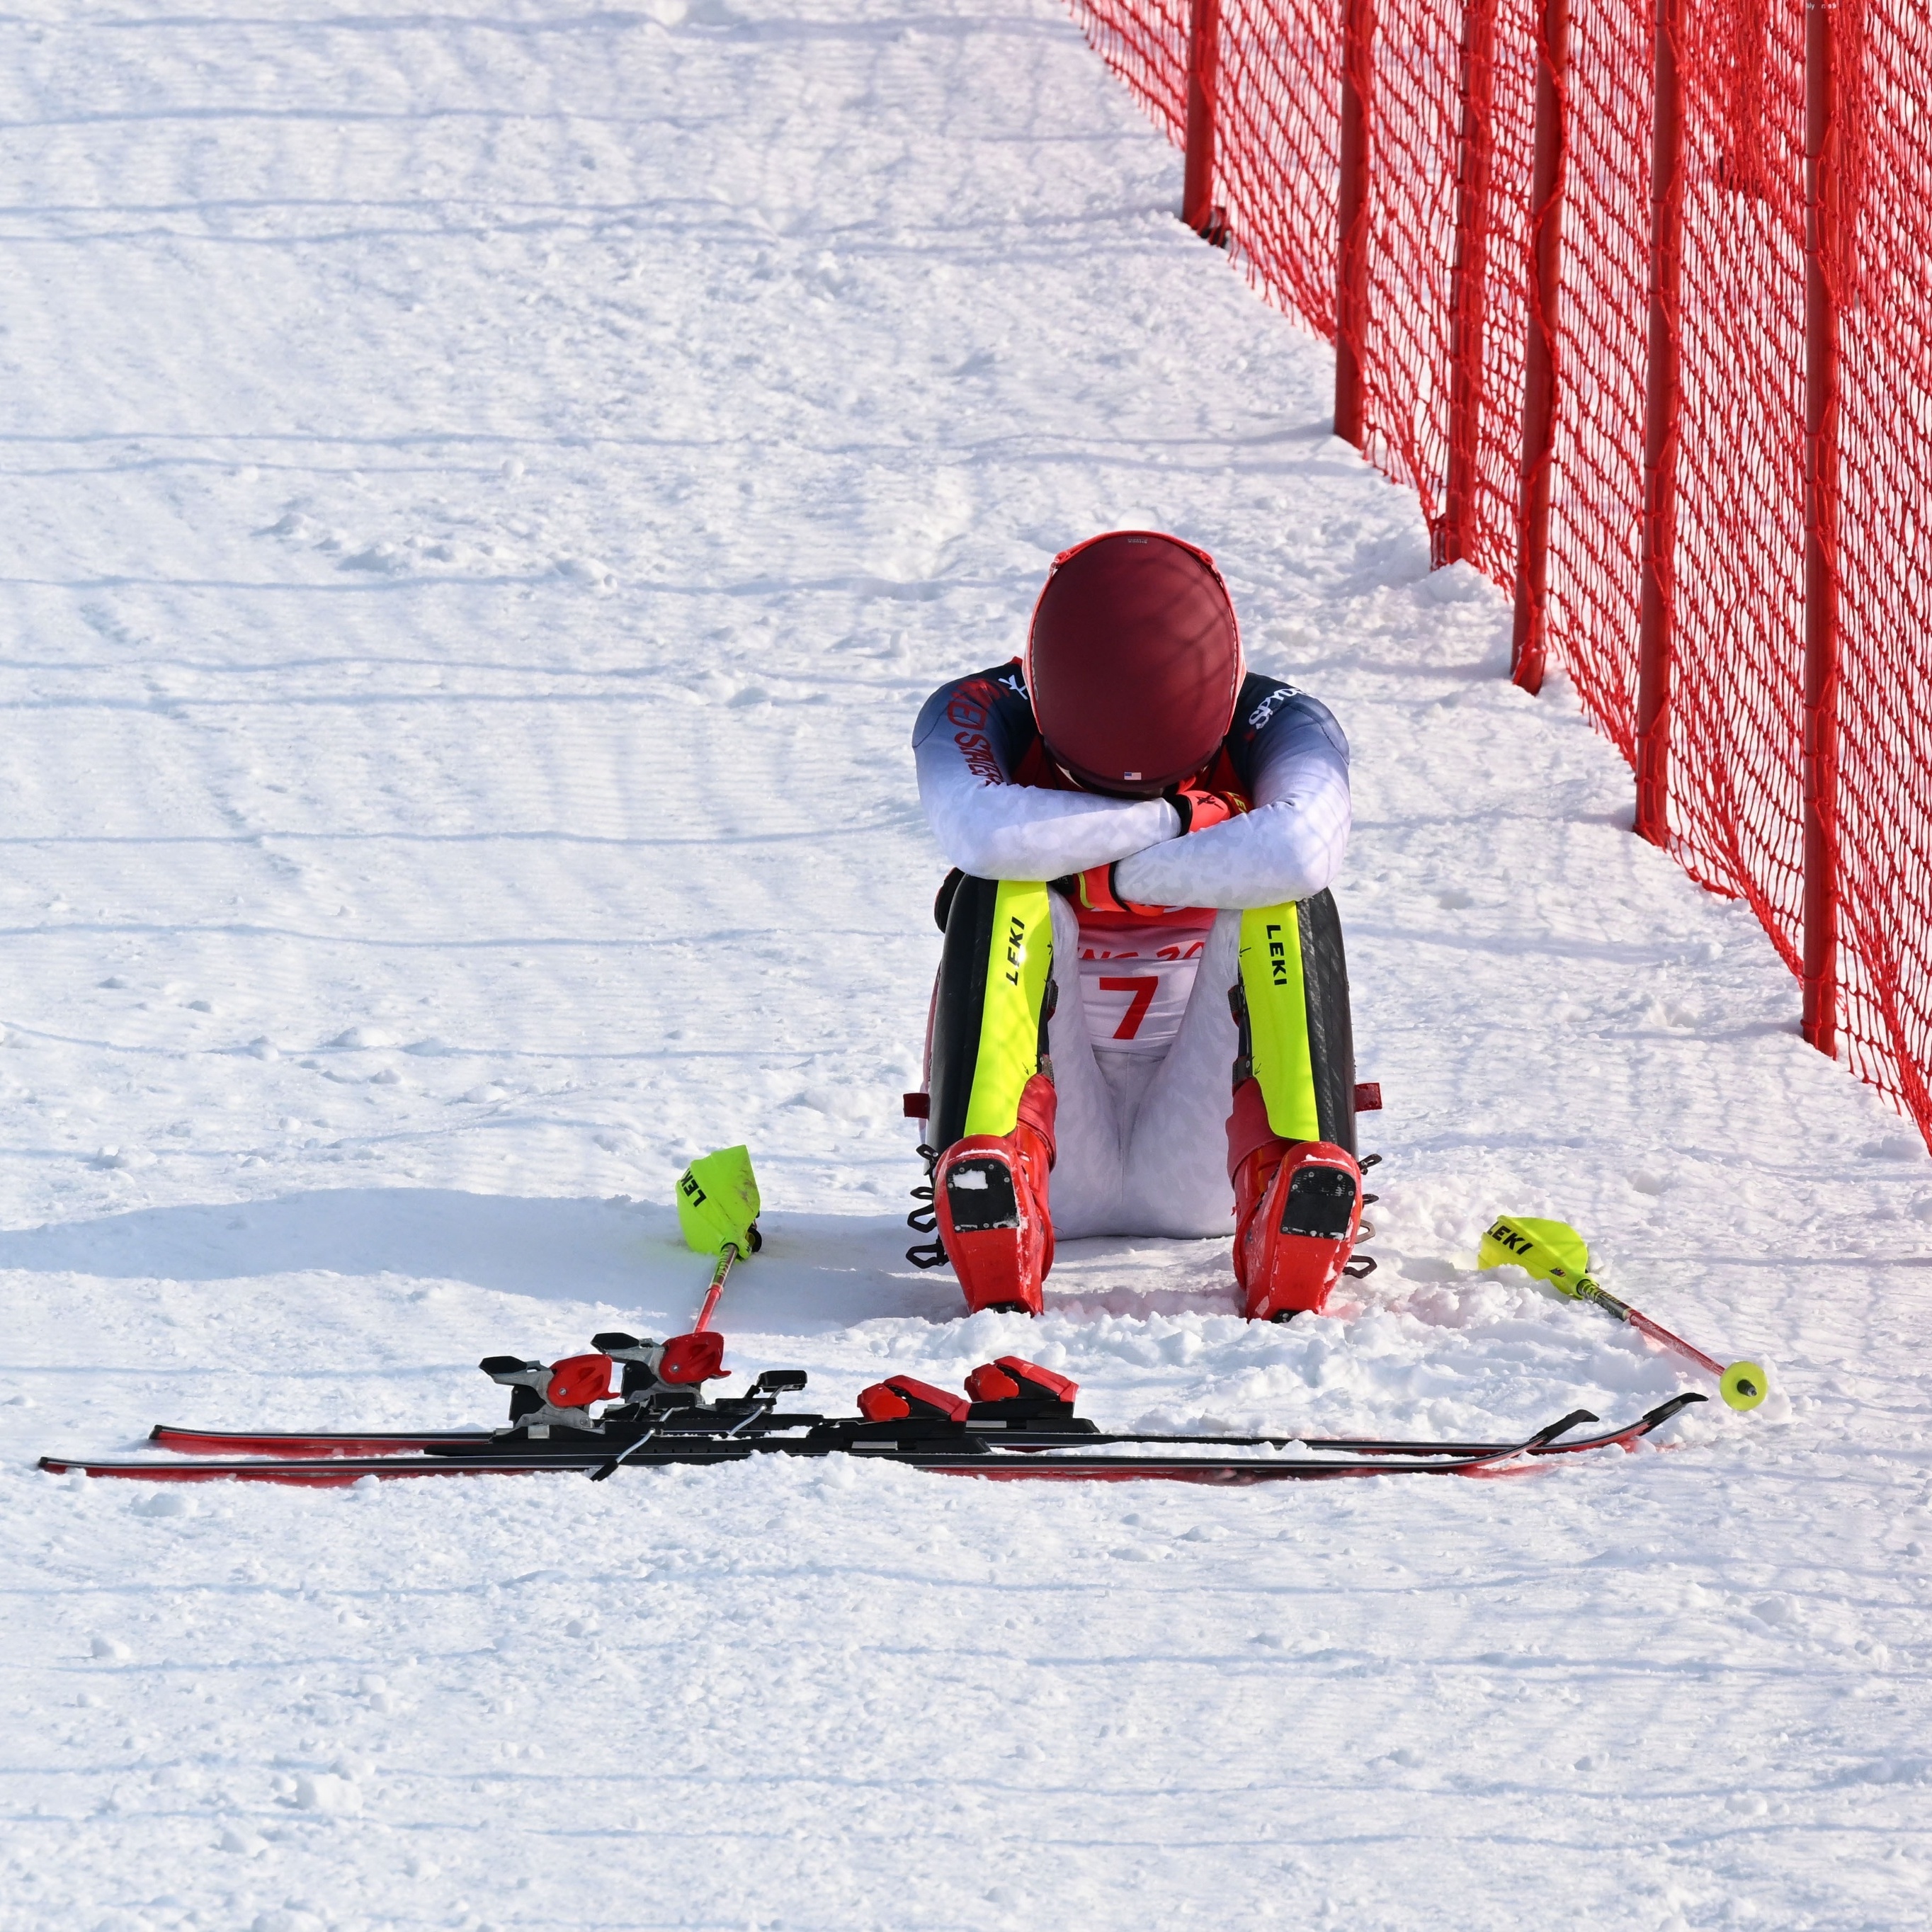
[911,656,1355,1239]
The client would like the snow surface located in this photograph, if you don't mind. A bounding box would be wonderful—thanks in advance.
[2,1,1930,1926]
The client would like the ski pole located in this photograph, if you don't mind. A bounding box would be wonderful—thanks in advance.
[1482,1214,1767,1412]
[669,1143,763,1357]
[691,1241,739,1334]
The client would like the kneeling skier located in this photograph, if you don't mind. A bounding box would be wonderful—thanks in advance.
[907,530,1365,1319]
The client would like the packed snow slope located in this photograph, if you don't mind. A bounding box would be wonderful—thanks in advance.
[1,2,1928,1927]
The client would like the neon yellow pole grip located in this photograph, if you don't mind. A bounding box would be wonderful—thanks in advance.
[676,1145,761,1256]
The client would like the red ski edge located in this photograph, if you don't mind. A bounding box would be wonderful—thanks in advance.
[38,1454,556,1485]
[147,1426,488,1458]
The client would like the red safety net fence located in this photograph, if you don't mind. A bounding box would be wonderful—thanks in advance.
[1064,0,1932,1144]
[1829,6,1932,1132]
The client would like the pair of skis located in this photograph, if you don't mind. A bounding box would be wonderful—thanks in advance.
[33,1153,1725,1488]
[38,1390,1707,1487]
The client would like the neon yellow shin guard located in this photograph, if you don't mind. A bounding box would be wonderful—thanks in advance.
[1235,892,1356,1152]
[962,880,1053,1140]
[1229,894,1363,1320]
[922,876,1057,1314]
[1237,904,1322,1143]
[927,877,1054,1152]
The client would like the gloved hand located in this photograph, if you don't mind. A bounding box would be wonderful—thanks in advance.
[1059,862,1165,919]
[1169,786,1242,834]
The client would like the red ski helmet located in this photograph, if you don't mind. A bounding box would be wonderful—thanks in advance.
[1025,531,1243,797]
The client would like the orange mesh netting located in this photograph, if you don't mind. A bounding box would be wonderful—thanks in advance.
[1072,0,1189,137]
[1666,0,1807,967]
[1826,2,1932,1129]
[1540,0,1648,761]
[1215,0,1343,339]
[1063,0,1932,1143]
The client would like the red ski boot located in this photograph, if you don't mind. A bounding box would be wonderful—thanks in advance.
[933,1074,1057,1316]
[1227,1081,1363,1321]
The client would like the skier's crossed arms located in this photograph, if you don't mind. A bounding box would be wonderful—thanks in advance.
[905,530,1368,1322]
[911,658,1351,909]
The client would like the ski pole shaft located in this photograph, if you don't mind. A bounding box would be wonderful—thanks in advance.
[1572,1277,1722,1377]
[691,1242,739,1334]
[1623,1306,1724,1380]
[1572,1275,1764,1409]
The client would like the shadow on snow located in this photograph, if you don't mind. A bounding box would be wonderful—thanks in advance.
[0,1193,1243,1333]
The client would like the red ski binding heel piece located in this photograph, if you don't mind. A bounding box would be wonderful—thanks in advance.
[1232,1138,1365,1322]
[856,1376,972,1424]
[933,1076,1057,1316]
[963,1357,1091,1429]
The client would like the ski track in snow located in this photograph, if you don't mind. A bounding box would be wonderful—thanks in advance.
[0,1,1928,1926]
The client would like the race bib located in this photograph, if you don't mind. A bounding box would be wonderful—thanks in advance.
[1076,913,1215,1057]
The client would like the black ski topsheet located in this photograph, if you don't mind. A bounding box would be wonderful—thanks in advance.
[39,1402,1704,1486]
[141,1392,1706,1465]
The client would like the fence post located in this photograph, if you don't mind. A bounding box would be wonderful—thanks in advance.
[1801,0,1843,1057]
[1510,0,1571,693]
[1635,0,1684,844]
[1182,0,1224,238]
[1334,0,1375,446]
[1441,0,1499,568]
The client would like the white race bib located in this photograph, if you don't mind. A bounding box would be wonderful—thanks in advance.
[1076,916,1214,1057]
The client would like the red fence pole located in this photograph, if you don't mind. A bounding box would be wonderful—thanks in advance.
[1510,0,1571,692]
[1801,0,1843,1056]
[1441,0,1499,568]
[1182,0,1223,237]
[1334,0,1375,447]
[1635,0,1684,845]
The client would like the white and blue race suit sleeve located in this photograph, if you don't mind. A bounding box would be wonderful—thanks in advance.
[911,659,1351,909]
